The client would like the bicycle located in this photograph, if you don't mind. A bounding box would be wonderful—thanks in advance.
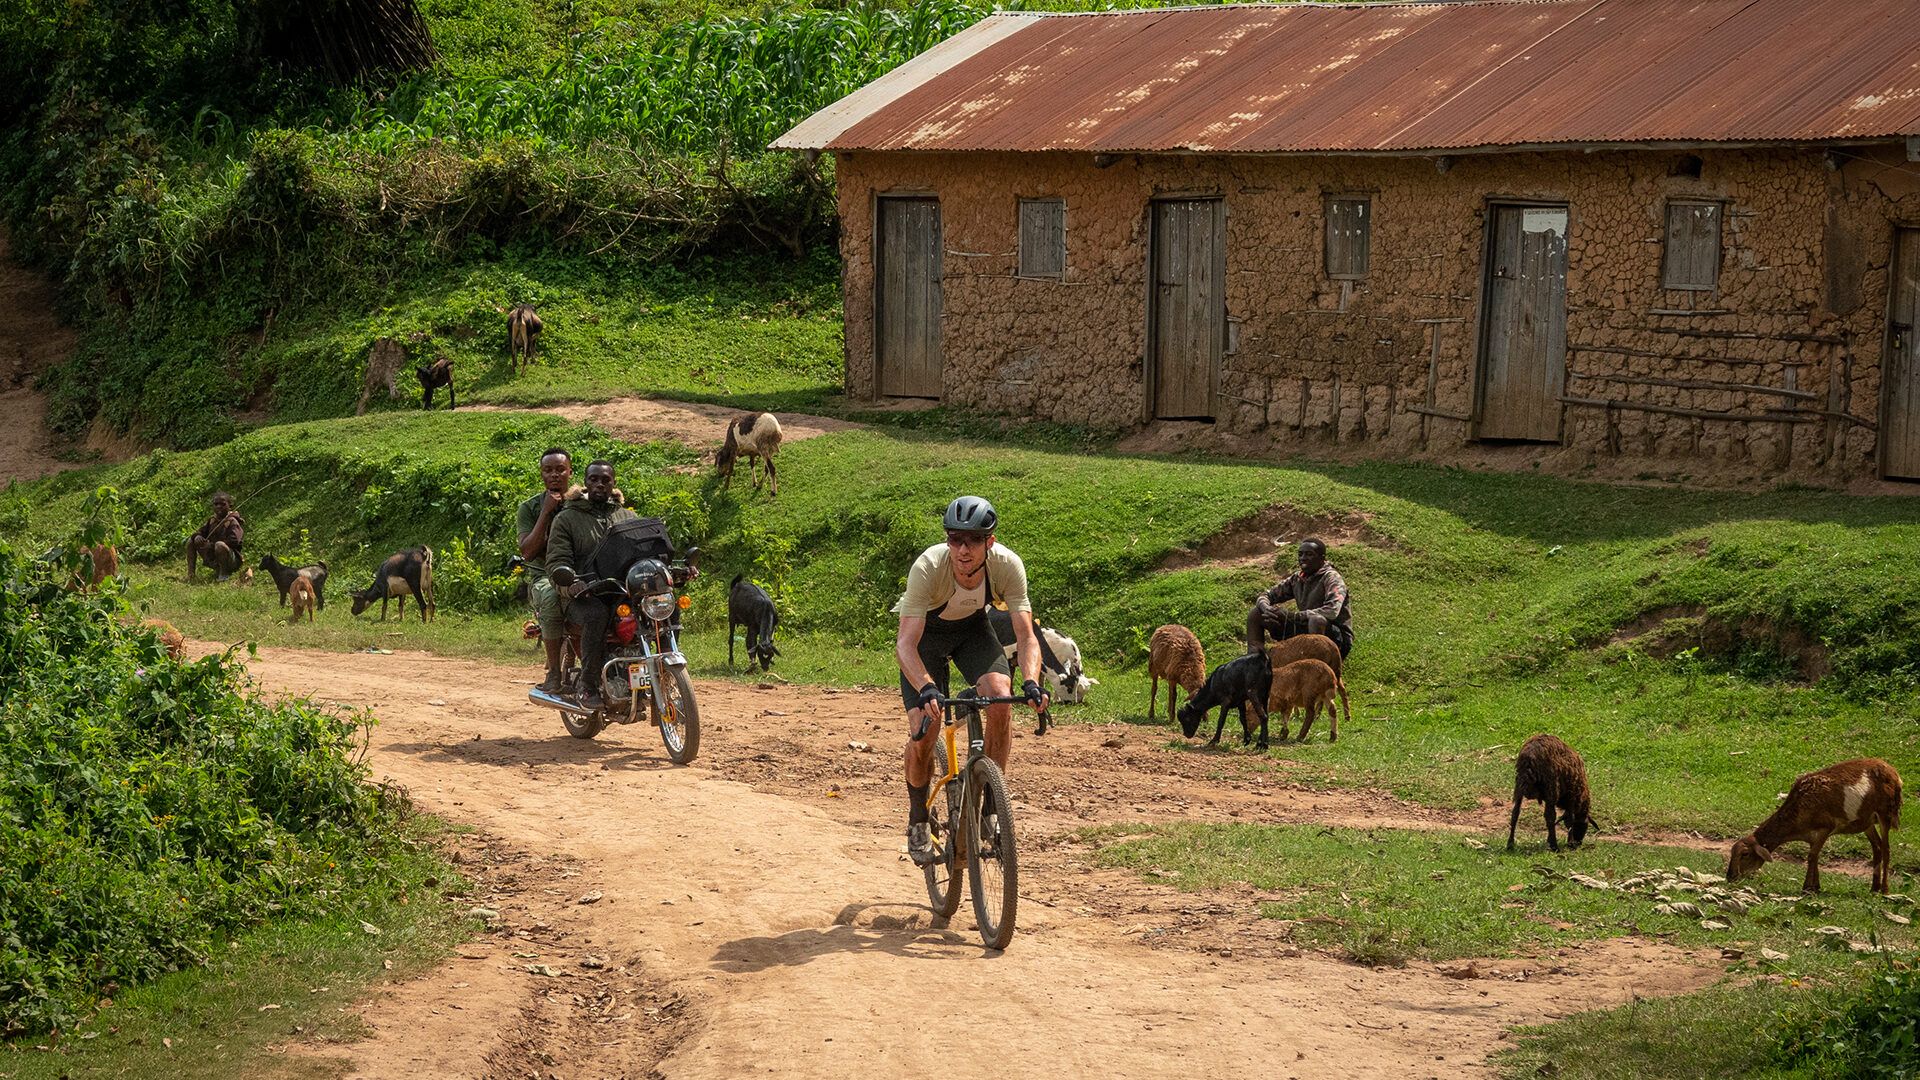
[919,692,1022,949]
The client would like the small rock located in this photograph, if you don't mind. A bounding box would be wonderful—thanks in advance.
[1441,963,1480,980]
[428,699,448,707]
[848,741,873,753]
[580,956,607,970]
[526,964,562,977]
[1102,736,1125,748]
[578,891,603,905]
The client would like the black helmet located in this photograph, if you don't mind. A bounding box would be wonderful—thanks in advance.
[943,495,997,534]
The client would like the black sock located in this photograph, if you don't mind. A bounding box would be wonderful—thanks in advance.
[908,783,930,825]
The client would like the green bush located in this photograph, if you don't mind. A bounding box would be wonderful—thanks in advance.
[0,533,410,1037]
[1774,960,1920,1078]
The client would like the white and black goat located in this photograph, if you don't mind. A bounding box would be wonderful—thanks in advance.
[987,607,1098,735]
[717,412,782,497]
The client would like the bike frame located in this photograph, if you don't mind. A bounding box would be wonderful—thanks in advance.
[924,693,1022,833]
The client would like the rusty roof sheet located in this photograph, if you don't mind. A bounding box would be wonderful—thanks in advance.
[772,0,1920,155]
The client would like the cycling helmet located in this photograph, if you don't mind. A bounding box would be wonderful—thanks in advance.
[943,495,998,535]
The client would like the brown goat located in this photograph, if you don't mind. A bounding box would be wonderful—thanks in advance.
[83,544,118,591]
[141,617,185,660]
[416,356,454,410]
[1146,624,1205,722]
[1508,734,1594,852]
[507,304,543,371]
[1727,758,1903,894]
[1265,633,1343,678]
[288,576,317,624]
[1263,658,1346,744]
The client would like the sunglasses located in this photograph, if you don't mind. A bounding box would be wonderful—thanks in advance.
[945,532,989,548]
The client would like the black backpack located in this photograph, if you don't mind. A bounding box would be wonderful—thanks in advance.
[586,516,676,582]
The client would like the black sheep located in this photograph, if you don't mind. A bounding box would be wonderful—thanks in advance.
[1176,651,1271,747]
[728,574,780,671]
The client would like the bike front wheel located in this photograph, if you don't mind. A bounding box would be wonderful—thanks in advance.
[655,665,701,764]
[965,757,1018,950]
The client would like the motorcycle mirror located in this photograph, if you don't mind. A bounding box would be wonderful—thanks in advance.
[550,566,576,587]
[684,546,701,567]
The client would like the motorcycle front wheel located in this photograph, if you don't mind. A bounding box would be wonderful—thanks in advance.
[655,665,700,764]
[562,708,606,740]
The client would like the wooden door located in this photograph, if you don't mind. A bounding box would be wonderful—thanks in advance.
[1883,228,1920,480]
[876,197,943,398]
[1477,205,1570,442]
[1149,199,1224,420]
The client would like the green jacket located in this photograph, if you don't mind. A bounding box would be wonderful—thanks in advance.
[545,487,638,583]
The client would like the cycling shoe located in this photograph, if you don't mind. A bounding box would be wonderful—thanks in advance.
[907,822,938,866]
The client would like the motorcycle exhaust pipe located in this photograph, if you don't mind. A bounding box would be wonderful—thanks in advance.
[529,686,594,716]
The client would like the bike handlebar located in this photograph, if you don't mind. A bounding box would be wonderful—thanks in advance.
[938,693,1038,708]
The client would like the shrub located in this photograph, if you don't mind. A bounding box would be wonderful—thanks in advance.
[1774,959,1920,1078]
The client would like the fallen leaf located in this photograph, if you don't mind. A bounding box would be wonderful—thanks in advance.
[427,699,447,707]
[526,964,562,977]
[258,1004,281,1012]
[1881,911,1911,926]
[1699,918,1731,931]
[1760,948,1790,962]
[360,921,382,936]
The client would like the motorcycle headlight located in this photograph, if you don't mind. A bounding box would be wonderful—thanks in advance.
[641,593,675,621]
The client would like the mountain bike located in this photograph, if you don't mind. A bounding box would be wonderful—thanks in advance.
[920,692,1021,950]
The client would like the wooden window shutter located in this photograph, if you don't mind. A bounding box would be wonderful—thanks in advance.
[1662,200,1721,290]
[1325,197,1371,279]
[1018,198,1066,279]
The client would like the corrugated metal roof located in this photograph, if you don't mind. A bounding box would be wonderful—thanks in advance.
[771,0,1920,155]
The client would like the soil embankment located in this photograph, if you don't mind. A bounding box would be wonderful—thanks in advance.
[210,644,1720,1079]
[0,228,81,483]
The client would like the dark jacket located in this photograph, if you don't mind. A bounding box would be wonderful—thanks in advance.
[1264,563,1352,640]
[544,487,637,582]
[194,510,245,552]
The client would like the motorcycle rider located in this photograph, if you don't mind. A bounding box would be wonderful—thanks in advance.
[896,495,1049,865]
[517,447,574,693]
[544,460,637,712]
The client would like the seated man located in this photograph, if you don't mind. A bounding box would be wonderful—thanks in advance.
[517,446,574,693]
[1246,537,1353,658]
[186,492,245,582]
[543,460,637,712]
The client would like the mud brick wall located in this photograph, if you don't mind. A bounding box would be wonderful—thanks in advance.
[834,145,1920,484]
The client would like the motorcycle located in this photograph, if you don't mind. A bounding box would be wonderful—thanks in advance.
[529,548,701,764]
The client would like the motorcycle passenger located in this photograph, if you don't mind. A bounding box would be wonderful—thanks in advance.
[545,460,637,712]
[896,496,1049,865]
[517,447,574,693]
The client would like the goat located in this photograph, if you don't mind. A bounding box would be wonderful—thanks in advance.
[1507,734,1594,852]
[717,412,783,497]
[141,617,185,660]
[1177,651,1270,747]
[507,304,542,371]
[728,574,780,672]
[350,546,435,622]
[1266,631,1343,677]
[259,555,329,611]
[287,576,317,624]
[1727,758,1903,894]
[416,356,454,410]
[1263,658,1347,745]
[1146,624,1205,723]
[987,607,1099,707]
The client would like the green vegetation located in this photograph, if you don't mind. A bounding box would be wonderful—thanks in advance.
[0,530,460,1038]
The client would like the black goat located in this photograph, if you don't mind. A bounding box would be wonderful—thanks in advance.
[416,356,454,410]
[259,554,329,611]
[1177,651,1271,747]
[350,546,435,622]
[727,574,780,671]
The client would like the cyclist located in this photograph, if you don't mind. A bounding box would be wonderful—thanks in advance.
[896,496,1048,865]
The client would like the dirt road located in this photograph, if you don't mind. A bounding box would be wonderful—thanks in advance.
[204,645,1720,1079]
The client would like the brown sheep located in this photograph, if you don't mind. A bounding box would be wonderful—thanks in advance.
[1146,624,1205,722]
[140,617,185,660]
[288,576,317,625]
[1507,734,1593,852]
[1727,758,1902,894]
[1265,632,1343,677]
[1263,658,1346,745]
[84,544,119,591]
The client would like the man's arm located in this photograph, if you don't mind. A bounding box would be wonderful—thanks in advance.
[897,615,943,725]
[1263,572,1299,608]
[518,494,561,559]
[1299,570,1348,623]
[1009,610,1050,709]
[546,512,578,580]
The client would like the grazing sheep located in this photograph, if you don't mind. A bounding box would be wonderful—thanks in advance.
[1146,624,1205,722]
[1507,734,1594,852]
[1177,651,1270,747]
[1727,758,1903,894]
[1263,658,1346,745]
[717,412,783,497]
[1265,632,1343,678]
[416,356,454,410]
[141,617,185,660]
[259,555,329,610]
[80,544,118,591]
[728,574,780,672]
[507,304,543,370]
[350,546,435,622]
[287,575,317,624]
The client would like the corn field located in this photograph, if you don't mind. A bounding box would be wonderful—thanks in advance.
[333,0,991,154]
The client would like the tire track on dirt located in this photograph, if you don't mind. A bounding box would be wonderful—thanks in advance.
[213,645,1721,1079]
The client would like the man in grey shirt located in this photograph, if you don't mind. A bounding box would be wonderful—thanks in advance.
[516,447,573,692]
[1246,538,1353,658]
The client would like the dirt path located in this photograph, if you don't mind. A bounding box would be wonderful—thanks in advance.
[0,228,82,483]
[203,645,1721,1079]
[465,399,863,457]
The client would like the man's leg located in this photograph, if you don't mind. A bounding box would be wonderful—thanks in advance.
[1247,603,1290,654]
[953,624,1016,771]
[900,630,957,864]
[211,543,240,581]
[529,576,566,692]
[186,537,203,579]
[575,598,612,708]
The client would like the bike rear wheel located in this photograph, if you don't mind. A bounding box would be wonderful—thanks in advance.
[965,757,1018,950]
[656,665,701,764]
[923,784,964,924]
